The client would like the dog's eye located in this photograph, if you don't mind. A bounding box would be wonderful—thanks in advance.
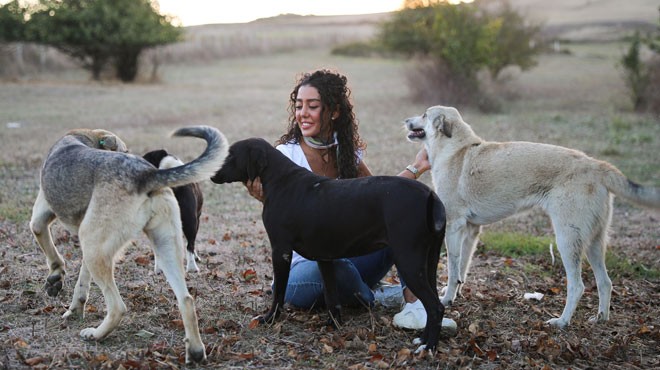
[422,113,426,119]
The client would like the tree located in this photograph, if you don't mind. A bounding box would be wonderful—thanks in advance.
[378,0,542,108]
[24,0,182,81]
[0,0,27,42]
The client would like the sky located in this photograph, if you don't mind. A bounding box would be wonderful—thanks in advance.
[157,0,406,26]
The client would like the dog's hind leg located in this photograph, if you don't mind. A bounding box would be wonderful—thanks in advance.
[317,261,342,328]
[146,195,206,364]
[441,220,474,307]
[77,233,129,341]
[584,198,613,324]
[456,223,481,296]
[396,258,443,354]
[62,261,92,319]
[181,193,202,273]
[30,189,65,297]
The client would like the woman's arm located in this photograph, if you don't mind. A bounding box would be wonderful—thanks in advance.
[398,148,430,179]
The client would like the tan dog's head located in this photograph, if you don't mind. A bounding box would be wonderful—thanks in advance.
[67,128,129,152]
[404,105,465,144]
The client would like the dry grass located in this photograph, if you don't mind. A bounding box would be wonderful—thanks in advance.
[1,8,659,370]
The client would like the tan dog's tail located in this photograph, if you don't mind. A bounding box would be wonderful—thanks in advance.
[138,126,228,194]
[603,163,660,209]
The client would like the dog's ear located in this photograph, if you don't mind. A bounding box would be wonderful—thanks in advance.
[247,146,267,181]
[99,134,128,152]
[433,114,452,138]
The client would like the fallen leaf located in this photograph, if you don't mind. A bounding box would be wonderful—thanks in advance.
[24,357,43,366]
[134,255,150,266]
[637,325,651,335]
[222,232,231,241]
[368,343,377,353]
[248,317,260,329]
[242,269,257,282]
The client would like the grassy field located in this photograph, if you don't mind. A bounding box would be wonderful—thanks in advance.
[1,11,659,370]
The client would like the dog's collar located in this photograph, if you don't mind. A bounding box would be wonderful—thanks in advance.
[303,132,338,149]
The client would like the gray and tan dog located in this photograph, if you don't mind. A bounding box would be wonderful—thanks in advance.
[405,105,660,329]
[30,126,228,363]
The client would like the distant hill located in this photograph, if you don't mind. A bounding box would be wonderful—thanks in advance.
[187,0,657,42]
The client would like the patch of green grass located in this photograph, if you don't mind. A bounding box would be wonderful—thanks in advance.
[481,232,660,279]
[0,204,31,223]
[604,252,660,279]
[480,232,554,257]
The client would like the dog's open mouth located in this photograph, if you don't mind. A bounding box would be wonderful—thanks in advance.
[407,128,426,140]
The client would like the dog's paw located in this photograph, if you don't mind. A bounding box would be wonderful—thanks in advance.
[546,317,569,328]
[185,345,207,364]
[186,258,201,273]
[79,327,99,340]
[45,274,63,297]
[587,312,609,324]
[413,343,434,356]
[412,337,423,346]
[440,296,453,307]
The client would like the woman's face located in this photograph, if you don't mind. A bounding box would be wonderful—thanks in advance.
[295,85,332,139]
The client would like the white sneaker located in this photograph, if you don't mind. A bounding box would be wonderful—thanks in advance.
[393,300,458,336]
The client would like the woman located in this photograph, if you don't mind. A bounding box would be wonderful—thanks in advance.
[246,69,453,333]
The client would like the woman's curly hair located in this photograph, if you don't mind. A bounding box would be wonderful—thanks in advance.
[276,69,366,179]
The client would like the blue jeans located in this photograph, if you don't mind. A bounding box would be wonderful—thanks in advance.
[284,248,402,309]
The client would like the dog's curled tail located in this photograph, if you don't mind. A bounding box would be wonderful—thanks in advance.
[603,164,660,209]
[139,126,228,194]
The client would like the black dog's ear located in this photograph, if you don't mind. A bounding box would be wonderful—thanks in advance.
[433,114,452,138]
[247,146,267,181]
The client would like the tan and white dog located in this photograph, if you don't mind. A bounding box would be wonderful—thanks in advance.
[405,105,659,328]
[30,126,228,363]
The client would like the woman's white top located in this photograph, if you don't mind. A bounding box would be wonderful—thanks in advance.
[275,141,363,268]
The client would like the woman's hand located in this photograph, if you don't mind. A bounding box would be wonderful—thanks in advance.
[244,177,265,202]
[412,148,431,174]
[399,148,431,179]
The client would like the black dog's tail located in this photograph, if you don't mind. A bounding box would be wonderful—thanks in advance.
[138,126,228,194]
[427,191,447,235]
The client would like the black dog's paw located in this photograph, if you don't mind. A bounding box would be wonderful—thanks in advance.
[45,274,63,297]
[324,312,342,329]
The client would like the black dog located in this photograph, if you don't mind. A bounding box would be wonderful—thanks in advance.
[144,149,204,272]
[211,138,447,352]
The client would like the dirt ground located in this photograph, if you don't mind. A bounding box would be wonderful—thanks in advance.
[1,185,659,369]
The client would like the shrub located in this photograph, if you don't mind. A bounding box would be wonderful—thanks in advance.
[378,0,541,109]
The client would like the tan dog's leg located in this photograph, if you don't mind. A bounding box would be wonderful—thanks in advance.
[30,189,66,297]
[76,213,133,340]
[145,193,206,364]
[548,227,585,328]
[62,261,92,319]
[457,223,482,293]
[584,198,613,323]
[441,221,468,306]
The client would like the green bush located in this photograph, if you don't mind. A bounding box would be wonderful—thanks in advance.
[620,8,660,113]
[378,0,541,108]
